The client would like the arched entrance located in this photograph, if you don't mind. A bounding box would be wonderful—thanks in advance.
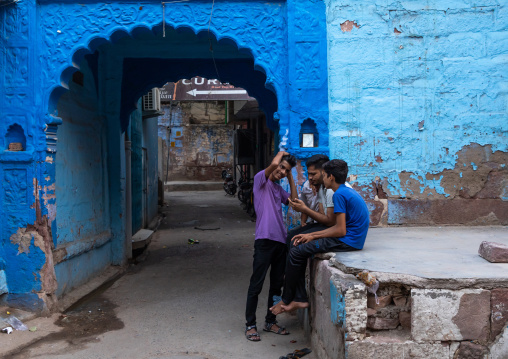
[0,0,328,311]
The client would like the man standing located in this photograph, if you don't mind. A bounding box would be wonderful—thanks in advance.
[245,151,297,341]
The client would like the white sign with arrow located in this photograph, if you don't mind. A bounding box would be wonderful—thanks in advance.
[186,89,248,97]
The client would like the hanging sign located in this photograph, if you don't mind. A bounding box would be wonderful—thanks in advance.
[160,77,254,102]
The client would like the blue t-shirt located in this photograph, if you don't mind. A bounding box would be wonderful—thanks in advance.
[332,184,370,249]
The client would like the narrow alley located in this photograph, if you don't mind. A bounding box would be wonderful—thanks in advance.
[4,190,314,359]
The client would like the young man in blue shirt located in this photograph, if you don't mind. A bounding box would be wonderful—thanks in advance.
[271,159,370,314]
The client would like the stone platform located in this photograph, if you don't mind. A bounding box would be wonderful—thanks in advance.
[308,226,508,359]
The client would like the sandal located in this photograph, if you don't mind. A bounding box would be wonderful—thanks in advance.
[245,325,260,341]
[263,321,290,335]
[281,348,312,359]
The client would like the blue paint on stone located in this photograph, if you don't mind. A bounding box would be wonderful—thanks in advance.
[330,279,346,328]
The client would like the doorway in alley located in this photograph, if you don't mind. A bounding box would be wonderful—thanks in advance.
[51,23,281,299]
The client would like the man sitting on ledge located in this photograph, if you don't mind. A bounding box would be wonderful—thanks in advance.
[271,159,370,314]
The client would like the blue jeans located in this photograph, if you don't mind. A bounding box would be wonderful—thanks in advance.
[282,236,358,305]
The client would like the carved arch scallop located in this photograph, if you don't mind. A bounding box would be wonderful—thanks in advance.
[40,2,288,119]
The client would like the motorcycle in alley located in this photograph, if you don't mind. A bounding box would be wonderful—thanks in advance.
[237,177,255,218]
[221,169,237,196]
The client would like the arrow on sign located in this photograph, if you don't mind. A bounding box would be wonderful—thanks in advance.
[186,89,248,96]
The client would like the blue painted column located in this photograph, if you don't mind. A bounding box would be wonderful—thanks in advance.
[286,0,329,158]
[100,50,127,265]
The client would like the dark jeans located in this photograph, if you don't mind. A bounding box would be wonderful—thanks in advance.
[286,223,328,303]
[245,238,287,327]
[282,236,359,305]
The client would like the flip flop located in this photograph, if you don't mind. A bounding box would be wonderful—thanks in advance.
[285,348,312,359]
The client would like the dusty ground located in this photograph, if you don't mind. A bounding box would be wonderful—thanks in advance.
[2,191,314,359]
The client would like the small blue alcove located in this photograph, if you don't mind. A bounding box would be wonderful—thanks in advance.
[300,119,318,148]
[5,124,26,151]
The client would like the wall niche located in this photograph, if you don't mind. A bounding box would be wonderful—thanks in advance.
[5,124,26,151]
[300,118,318,148]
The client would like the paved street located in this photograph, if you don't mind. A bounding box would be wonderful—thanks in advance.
[4,191,313,359]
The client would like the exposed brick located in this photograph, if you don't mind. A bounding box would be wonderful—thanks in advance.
[478,241,508,263]
[367,295,392,310]
[393,295,407,307]
[367,308,377,316]
[367,317,399,330]
[399,311,411,330]
[491,288,508,340]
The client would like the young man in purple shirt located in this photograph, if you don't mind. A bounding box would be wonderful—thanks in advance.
[245,151,297,341]
[271,159,369,315]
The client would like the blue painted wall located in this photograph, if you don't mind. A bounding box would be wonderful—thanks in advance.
[326,0,508,225]
[131,103,144,233]
[52,57,113,297]
[0,0,504,311]
[143,117,159,223]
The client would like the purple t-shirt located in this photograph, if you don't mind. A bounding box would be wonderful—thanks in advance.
[253,170,290,244]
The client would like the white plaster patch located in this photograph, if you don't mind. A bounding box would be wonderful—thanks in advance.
[490,326,508,359]
[10,228,36,254]
[0,270,8,295]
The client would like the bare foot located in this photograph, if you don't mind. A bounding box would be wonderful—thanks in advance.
[270,301,286,315]
[281,301,309,313]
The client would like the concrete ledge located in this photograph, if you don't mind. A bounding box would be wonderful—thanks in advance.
[132,229,153,250]
[329,226,508,290]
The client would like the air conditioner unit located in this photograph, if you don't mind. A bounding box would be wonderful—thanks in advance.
[142,88,161,112]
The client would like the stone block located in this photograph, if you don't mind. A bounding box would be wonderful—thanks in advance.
[491,288,508,340]
[399,311,411,330]
[411,289,490,342]
[367,308,377,316]
[489,325,508,359]
[313,260,334,309]
[367,317,399,330]
[455,342,488,359]
[367,295,392,309]
[479,241,508,263]
[346,340,449,359]
[330,272,367,340]
[393,295,407,307]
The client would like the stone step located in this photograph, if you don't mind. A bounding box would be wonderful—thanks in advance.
[164,181,223,192]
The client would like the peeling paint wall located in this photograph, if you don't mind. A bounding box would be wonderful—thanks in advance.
[53,57,113,297]
[326,0,508,225]
[159,102,234,182]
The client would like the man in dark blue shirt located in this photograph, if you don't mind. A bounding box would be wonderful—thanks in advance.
[271,159,370,314]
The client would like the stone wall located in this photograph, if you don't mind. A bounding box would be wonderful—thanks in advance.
[158,102,234,182]
[309,259,508,359]
[326,0,508,226]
